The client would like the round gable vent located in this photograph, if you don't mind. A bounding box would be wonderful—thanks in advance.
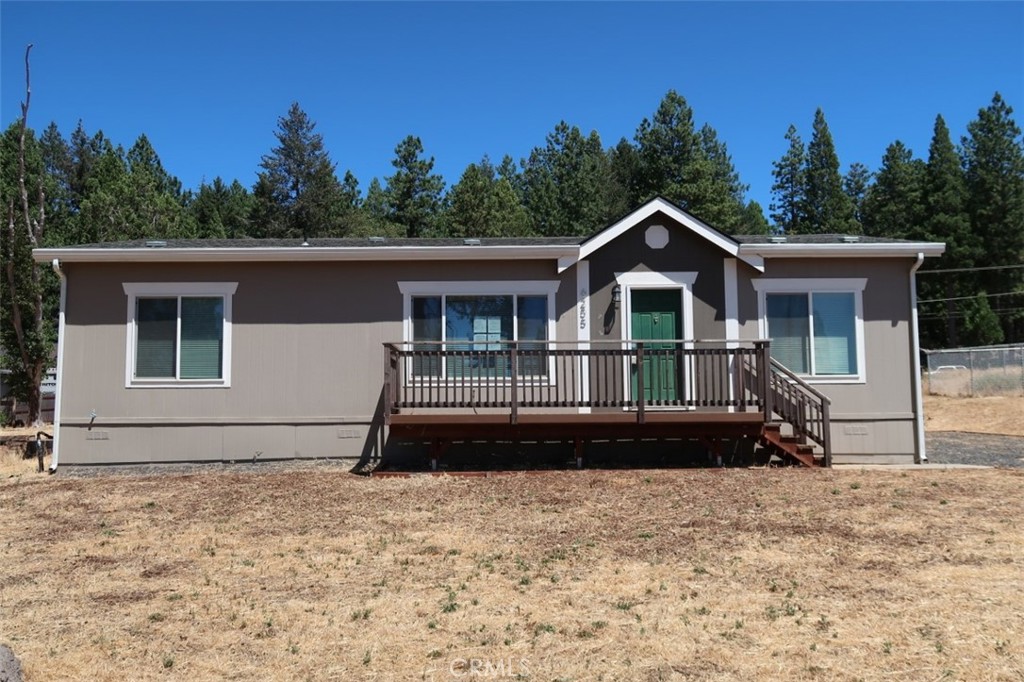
[645,224,669,250]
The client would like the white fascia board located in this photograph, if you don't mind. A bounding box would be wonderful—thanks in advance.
[32,244,580,264]
[738,242,946,258]
[578,197,765,272]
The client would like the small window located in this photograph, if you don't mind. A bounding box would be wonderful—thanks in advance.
[124,283,236,387]
[765,290,861,379]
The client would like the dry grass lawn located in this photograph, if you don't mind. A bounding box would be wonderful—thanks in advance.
[924,394,1024,437]
[1,466,1022,681]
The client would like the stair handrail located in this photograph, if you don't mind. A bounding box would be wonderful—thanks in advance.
[768,358,833,467]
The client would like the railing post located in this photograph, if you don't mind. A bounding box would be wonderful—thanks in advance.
[757,341,773,422]
[509,342,518,425]
[636,342,645,424]
[822,398,832,468]
[384,344,398,423]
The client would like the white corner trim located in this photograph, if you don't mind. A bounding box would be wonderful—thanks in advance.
[753,278,867,384]
[122,282,237,388]
[579,198,765,272]
[723,259,739,343]
[576,261,591,412]
[50,260,67,471]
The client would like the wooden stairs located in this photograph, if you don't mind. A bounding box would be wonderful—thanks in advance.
[760,423,823,468]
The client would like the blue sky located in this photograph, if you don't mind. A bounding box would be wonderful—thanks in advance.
[2,2,1022,216]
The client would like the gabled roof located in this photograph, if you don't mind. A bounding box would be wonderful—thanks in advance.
[577,196,765,271]
[32,196,944,266]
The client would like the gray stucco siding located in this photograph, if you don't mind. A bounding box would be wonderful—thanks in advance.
[736,256,920,459]
[58,259,575,464]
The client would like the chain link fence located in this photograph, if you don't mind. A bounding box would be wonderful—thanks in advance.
[924,344,1024,397]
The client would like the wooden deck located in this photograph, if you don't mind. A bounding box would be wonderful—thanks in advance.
[382,340,832,467]
[388,410,766,441]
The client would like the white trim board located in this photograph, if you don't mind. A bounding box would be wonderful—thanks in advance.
[122,282,238,389]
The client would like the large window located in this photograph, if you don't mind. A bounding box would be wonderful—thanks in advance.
[123,283,237,387]
[755,279,865,382]
[399,281,558,380]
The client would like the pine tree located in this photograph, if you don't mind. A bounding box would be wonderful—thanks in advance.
[804,109,855,233]
[861,141,925,240]
[633,91,746,228]
[740,200,771,234]
[442,157,530,238]
[921,115,975,346]
[521,121,611,236]
[192,177,253,238]
[382,135,445,238]
[770,124,806,233]
[252,102,349,239]
[962,93,1024,342]
[843,162,871,231]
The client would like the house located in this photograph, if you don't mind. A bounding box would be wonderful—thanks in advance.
[33,197,944,471]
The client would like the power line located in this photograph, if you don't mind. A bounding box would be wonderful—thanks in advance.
[918,263,1024,274]
[918,291,1024,304]
[920,306,1024,321]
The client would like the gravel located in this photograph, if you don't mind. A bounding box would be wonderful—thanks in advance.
[0,645,22,682]
[926,432,1024,468]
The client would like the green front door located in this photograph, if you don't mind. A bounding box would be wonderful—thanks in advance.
[631,289,682,402]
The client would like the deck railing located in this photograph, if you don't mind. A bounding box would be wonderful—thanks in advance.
[384,340,776,423]
[765,358,833,466]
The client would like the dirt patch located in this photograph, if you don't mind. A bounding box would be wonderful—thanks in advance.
[924,394,1024,436]
[0,468,1021,680]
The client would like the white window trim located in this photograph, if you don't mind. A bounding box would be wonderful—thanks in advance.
[615,271,698,408]
[123,282,237,388]
[752,278,867,384]
[397,280,560,384]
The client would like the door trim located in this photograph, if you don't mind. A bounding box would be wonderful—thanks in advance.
[615,271,698,409]
[615,271,697,343]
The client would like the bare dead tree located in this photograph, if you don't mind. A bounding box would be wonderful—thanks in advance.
[4,44,48,425]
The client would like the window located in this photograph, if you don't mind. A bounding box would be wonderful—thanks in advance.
[754,279,866,382]
[123,283,237,387]
[399,281,558,380]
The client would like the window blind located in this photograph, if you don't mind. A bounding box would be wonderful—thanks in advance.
[765,294,810,374]
[812,293,856,375]
[135,298,177,378]
[180,297,224,379]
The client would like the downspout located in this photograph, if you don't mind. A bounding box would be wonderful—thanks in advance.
[49,259,67,473]
[909,253,927,463]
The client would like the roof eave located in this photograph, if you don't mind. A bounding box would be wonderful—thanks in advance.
[33,244,582,264]
[737,243,946,258]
